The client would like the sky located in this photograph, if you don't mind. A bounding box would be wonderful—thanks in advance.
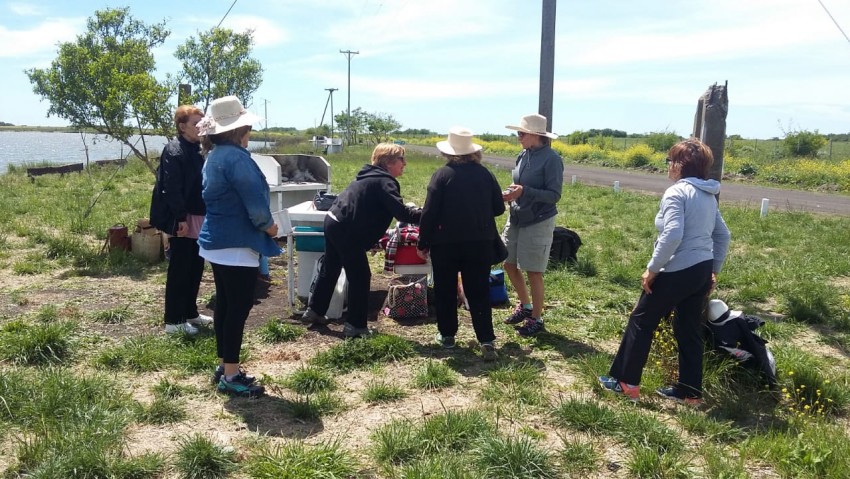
[2,0,850,139]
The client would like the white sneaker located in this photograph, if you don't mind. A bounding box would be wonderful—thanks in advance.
[187,313,213,326]
[165,322,199,335]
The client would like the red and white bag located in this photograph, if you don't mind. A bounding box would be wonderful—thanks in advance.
[383,275,428,320]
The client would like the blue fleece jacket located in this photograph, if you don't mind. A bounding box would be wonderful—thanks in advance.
[647,177,731,274]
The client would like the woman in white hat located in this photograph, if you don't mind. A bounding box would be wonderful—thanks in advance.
[196,95,281,398]
[417,127,506,360]
[501,114,564,337]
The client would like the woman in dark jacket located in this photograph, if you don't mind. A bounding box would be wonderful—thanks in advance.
[149,104,211,335]
[417,127,505,360]
[302,143,421,338]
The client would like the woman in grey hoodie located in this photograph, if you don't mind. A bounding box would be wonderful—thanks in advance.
[599,138,731,405]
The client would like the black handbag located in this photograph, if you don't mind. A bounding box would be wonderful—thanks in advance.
[313,191,338,211]
[492,235,508,265]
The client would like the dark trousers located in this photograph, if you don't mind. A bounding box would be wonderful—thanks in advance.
[210,263,258,364]
[608,260,713,397]
[307,218,371,328]
[163,236,205,325]
[430,241,496,343]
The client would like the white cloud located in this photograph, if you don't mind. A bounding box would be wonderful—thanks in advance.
[8,2,44,16]
[0,18,82,58]
[220,15,290,48]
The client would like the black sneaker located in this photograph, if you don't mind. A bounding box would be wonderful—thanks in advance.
[434,333,456,349]
[504,304,533,324]
[516,318,545,337]
[218,373,264,398]
[211,367,256,386]
[656,386,701,406]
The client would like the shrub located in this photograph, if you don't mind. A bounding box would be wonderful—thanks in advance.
[623,143,655,168]
[645,131,681,153]
[783,130,827,157]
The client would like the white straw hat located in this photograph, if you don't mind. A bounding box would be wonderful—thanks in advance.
[197,95,260,136]
[505,113,558,139]
[707,299,743,324]
[436,126,483,155]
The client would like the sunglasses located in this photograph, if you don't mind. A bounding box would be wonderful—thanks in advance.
[665,157,672,164]
[517,132,527,138]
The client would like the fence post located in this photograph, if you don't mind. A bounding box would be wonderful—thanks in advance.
[692,81,729,201]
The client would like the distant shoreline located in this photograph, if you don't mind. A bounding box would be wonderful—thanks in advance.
[0,125,78,133]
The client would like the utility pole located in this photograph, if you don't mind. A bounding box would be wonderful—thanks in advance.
[340,49,359,145]
[323,88,338,141]
[263,98,269,148]
[539,0,556,132]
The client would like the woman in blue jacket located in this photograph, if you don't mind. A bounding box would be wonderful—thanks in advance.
[599,138,731,405]
[197,96,281,398]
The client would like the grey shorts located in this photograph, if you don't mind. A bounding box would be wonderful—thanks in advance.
[503,216,556,273]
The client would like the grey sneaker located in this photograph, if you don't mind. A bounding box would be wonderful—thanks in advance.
[343,322,375,338]
[301,308,331,325]
[187,313,213,326]
[480,342,498,361]
[434,333,456,349]
[165,322,198,335]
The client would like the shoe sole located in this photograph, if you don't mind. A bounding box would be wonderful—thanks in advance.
[218,384,265,398]
[656,390,701,406]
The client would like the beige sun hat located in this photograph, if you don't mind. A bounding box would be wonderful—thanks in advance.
[707,299,743,324]
[436,126,483,155]
[197,95,260,136]
[505,113,558,139]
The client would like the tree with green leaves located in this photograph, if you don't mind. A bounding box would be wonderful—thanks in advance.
[783,130,827,158]
[175,27,263,112]
[26,7,173,174]
[335,107,367,144]
[364,112,401,144]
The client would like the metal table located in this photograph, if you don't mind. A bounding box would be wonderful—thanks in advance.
[275,200,328,309]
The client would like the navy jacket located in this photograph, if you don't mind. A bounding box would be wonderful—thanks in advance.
[149,135,206,235]
[328,164,421,251]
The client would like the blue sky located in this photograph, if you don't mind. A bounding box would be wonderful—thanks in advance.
[2,0,849,139]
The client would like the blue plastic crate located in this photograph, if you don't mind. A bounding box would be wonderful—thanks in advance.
[293,226,325,252]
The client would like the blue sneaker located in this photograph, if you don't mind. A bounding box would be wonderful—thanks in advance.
[218,373,264,398]
[656,386,701,406]
[211,367,255,386]
[598,375,640,401]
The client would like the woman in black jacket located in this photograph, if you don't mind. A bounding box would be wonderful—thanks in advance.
[417,127,505,360]
[149,105,211,335]
[301,143,421,338]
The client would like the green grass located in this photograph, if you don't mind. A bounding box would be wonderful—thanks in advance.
[361,380,408,403]
[411,359,458,390]
[2,145,850,477]
[174,434,238,479]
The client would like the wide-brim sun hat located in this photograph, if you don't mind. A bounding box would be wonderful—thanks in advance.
[436,126,483,156]
[505,113,558,139]
[707,299,743,324]
[197,95,260,136]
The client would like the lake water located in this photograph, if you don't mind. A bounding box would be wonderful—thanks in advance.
[0,131,268,172]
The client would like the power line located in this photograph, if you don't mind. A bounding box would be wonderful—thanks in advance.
[816,0,850,47]
[217,0,238,28]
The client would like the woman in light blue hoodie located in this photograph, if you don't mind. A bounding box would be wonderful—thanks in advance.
[599,138,731,405]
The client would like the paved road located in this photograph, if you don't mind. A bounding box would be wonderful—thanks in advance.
[407,145,850,217]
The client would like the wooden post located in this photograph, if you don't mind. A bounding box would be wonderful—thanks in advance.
[692,82,729,193]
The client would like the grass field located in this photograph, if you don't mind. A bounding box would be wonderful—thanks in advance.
[1,146,849,477]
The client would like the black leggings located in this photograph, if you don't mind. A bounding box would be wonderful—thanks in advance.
[608,260,713,397]
[210,263,258,364]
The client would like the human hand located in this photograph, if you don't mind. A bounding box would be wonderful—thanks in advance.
[176,221,189,237]
[641,269,657,294]
[502,184,523,201]
[416,248,429,260]
[265,224,279,237]
[709,272,718,292]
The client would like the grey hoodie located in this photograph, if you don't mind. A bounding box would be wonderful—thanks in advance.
[647,178,731,274]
